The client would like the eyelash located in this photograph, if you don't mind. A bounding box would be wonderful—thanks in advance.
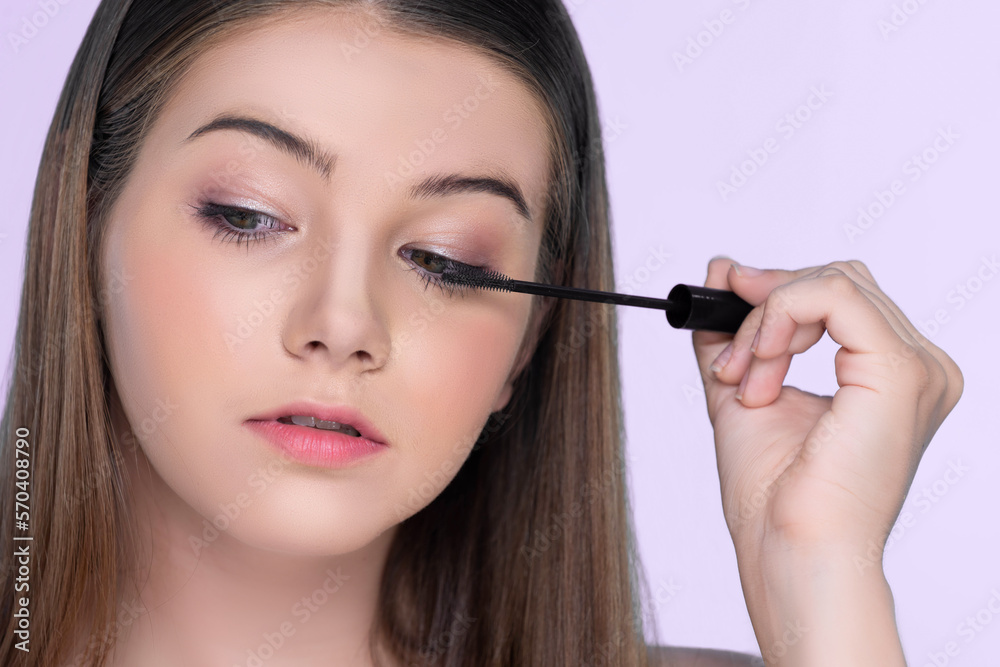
[191,201,479,297]
[191,202,283,252]
[402,249,476,298]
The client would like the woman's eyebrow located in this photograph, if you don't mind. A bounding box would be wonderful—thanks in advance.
[183,113,532,224]
[184,114,337,180]
[409,172,531,224]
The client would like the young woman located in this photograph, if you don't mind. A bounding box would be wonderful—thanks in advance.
[0,0,963,665]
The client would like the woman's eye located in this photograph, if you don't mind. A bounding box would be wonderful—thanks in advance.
[219,208,261,230]
[408,248,450,274]
[403,248,480,298]
[190,202,284,250]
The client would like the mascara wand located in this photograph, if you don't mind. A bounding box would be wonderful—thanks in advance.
[440,267,754,334]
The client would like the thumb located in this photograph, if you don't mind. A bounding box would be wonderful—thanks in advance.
[691,256,745,386]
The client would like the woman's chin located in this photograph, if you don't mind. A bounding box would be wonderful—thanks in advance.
[195,509,397,560]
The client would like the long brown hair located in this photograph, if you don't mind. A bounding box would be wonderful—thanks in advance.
[0,1,657,665]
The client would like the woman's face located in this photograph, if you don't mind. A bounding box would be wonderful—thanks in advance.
[101,7,551,556]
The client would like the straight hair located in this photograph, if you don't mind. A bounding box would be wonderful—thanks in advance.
[0,1,658,664]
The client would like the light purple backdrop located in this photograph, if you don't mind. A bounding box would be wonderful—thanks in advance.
[2,1,997,663]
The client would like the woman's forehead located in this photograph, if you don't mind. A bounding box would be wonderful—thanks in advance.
[146,6,554,223]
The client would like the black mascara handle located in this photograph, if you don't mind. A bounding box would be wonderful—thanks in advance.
[666,284,754,334]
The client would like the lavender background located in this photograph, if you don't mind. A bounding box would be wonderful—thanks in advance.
[2,0,998,662]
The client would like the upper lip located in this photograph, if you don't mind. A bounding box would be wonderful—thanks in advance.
[247,400,389,445]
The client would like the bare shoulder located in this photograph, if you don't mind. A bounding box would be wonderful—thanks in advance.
[647,644,763,667]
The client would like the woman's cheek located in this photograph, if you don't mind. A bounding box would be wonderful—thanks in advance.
[401,303,523,446]
[104,224,255,502]
[384,306,524,519]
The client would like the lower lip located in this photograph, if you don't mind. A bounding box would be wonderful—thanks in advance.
[245,420,388,468]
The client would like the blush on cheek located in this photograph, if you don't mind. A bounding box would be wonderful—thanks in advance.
[412,310,523,419]
[453,315,523,388]
[103,235,267,508]
[105,229,239,439]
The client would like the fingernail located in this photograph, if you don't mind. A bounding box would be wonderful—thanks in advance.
[732,262,764,277]
[750,328,761,354]
[709,342,733,374]
[735,370,749,401]
[710,254,732,262]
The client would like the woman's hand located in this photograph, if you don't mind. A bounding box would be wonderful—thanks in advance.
[691,258,963,665]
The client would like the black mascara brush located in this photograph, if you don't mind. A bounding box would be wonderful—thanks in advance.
[440,266,754,334]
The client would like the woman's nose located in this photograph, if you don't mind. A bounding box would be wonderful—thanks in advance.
[280,237,392,374]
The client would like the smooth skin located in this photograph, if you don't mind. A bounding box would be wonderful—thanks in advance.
[688,257,963,665]
[96,7,550,666]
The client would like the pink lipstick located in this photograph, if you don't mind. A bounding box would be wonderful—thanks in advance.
[245,400,389,468]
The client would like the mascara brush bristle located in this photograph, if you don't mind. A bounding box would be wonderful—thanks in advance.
[441,266,513,292]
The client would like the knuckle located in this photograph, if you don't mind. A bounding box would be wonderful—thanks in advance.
[762,286,791,321]
[821,270,856,296]
[897,348,936,393]
[739,307,766,342]
[845,259,878,285]
[924,355,947,391]
[843,259,870,274]
[942,355,965,407]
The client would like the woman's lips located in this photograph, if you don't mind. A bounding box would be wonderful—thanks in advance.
[245,419,388,469]
[246,400,389,445]
[276,414,362,437]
